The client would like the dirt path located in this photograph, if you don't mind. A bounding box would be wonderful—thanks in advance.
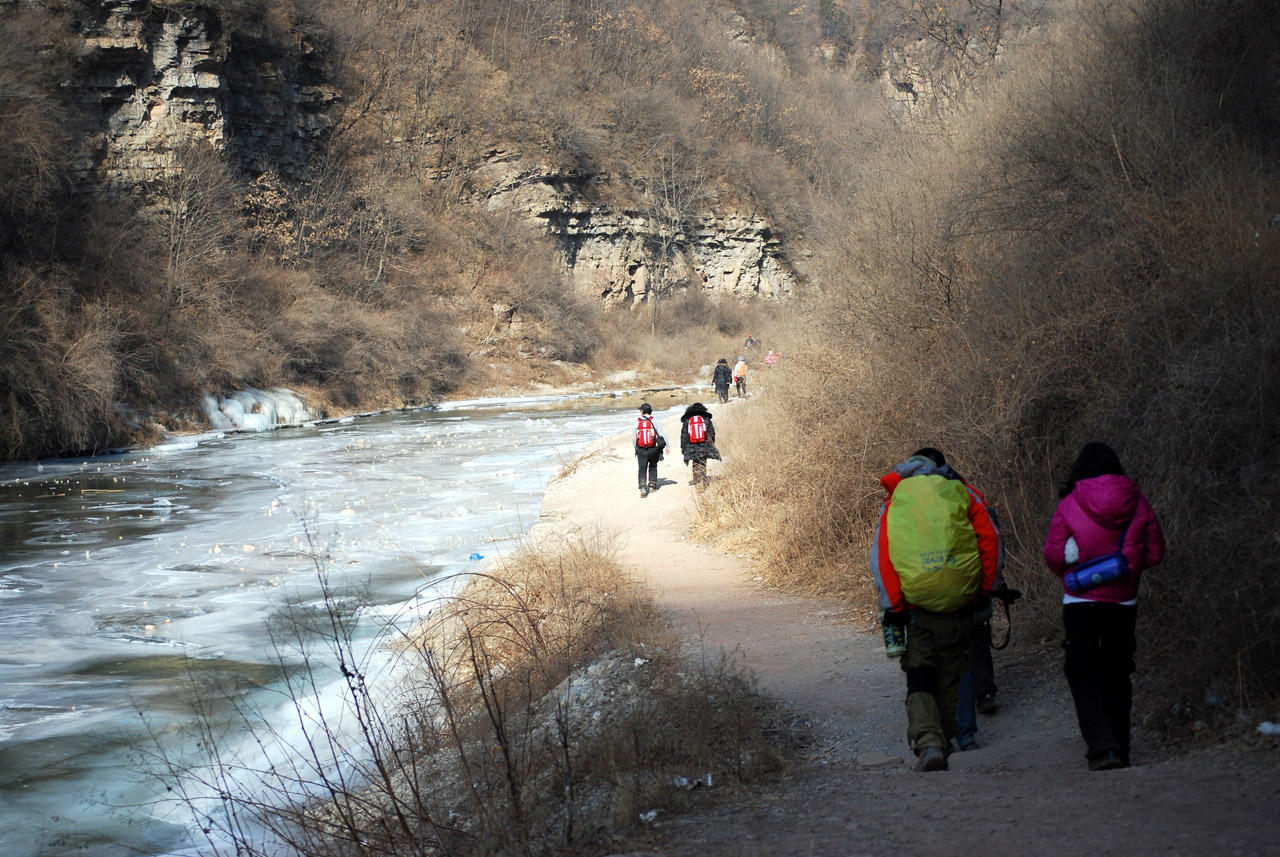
[532,405,1280,856]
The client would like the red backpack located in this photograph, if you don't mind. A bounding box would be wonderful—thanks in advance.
[636,416,656,448]
[688,414,707,444]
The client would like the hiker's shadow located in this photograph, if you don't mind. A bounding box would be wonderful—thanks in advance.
[652,477,678,489]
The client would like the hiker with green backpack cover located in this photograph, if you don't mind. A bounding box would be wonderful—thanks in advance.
[870,450,1002,772]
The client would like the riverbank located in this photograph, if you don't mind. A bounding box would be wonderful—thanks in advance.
[529,400,1280,855]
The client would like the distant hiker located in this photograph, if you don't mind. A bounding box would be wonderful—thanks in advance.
[1043,441,1164,771]
[733,356,748,399]
[744,334,758,349]
[633,403,667,498]
[871,449,1001,772]
[679,402,721,488]
[713,358,733,404]
[765,349,778,367]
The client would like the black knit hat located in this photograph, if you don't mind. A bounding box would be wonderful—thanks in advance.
[639,403,652,413]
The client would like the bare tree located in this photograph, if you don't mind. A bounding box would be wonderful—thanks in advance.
[888,0,1012,117]
[640,141,711,336]
[154,140,238,308]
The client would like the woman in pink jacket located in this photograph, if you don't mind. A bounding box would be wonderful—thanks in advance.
[1043,442,1165,771]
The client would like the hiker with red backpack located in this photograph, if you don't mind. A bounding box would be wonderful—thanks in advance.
[871,449,1002,772]
[679,402,721,488]
[634,403,667,498]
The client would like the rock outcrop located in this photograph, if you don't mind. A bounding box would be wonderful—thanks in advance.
[481,161,796,306]
[71,0,336,191]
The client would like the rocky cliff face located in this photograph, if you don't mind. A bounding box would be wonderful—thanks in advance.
[480,159,796,306]
[64,1,797,303]
[71,0,336,192]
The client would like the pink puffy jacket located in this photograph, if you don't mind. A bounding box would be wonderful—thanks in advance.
[1043,474,1165,602]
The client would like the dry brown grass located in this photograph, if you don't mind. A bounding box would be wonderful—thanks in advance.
[163,529,783,857]
[702,0,1280,734]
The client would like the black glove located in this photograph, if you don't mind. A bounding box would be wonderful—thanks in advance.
[994,584,1022,605]
[884,608,910,627]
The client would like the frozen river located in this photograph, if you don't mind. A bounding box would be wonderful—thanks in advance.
[0,392,679,856]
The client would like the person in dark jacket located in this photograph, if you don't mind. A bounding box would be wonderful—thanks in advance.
[712,359,732,404]
[633,403,667,498]
[679,402,721,487]
[1043,441,1165,771]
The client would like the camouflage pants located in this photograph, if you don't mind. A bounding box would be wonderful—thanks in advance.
[901,607,974,754]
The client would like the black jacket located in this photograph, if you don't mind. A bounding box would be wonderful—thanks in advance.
[712,363,732,389]
[680,403,722,463]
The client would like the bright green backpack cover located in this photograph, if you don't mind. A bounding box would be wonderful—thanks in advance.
[886,475,981,612]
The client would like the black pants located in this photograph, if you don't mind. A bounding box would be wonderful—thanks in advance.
[1062,602,1138,763]
[636,448,661,488]
[716,385,729,404]
[691,458,708,485]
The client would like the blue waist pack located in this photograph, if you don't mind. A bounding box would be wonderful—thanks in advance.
[1064,525,1130,594]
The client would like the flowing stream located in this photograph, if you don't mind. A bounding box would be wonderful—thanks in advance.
[0,392,682,856]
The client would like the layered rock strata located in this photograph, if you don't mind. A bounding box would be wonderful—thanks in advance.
[72,0,336,191]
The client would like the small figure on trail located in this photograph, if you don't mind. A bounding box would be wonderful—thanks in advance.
[744,333,758,349]
[764,349,778,367]
[713,358,733,404]
[679,402,721,489]
[733,356,748,399]
[1043,441,1164,771]
[871,448,1001,772]
[633,403,667,499]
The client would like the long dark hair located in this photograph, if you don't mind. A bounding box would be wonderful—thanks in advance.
[1060,441,1126,497]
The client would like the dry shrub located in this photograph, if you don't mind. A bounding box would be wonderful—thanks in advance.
[388,532,783,854]
[706,0,1280,731]
[168,530,781,857]
[0,4,78,254]
[589,291,789,378]
[0,270,144,459]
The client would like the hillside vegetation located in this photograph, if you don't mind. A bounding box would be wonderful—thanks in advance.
[3,0,882,459]
[704,0,1280,736]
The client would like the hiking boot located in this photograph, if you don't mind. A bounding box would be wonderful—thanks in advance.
[977,692,998,715]
[1088,750,1127,771]
[640,486,649,498]
[914,746,948,772]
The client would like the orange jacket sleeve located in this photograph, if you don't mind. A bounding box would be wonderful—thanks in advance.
[967,493,1000,597]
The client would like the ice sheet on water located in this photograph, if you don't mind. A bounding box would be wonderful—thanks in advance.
[154,439,200,453]
[1,392,641,857]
